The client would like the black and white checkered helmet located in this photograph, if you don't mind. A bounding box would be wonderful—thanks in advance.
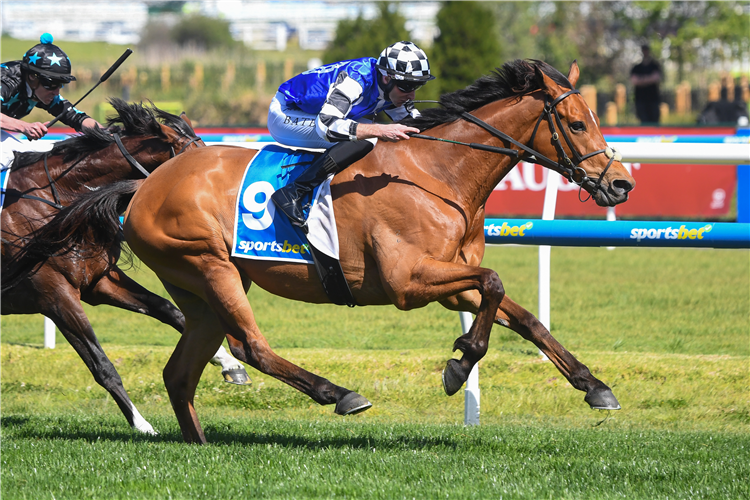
[376,41,435,82]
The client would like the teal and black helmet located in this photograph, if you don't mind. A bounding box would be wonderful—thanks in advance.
[21,33,76,83]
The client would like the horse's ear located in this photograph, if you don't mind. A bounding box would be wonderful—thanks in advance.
[180,112,194,129]
[567,60,580,88]
[534,64,565,98]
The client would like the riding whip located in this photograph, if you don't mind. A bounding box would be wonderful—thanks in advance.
[45,48,133,128]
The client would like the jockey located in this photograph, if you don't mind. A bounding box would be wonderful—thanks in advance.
[1,33,102,171]
[268,40,435,228]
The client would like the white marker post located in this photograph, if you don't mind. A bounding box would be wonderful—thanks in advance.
[538,170,561,360]
[460,311,480,425]
[44,317,56,349]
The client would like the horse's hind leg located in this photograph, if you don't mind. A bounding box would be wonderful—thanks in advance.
[43,291,156,434]
[159,285,228,443]
[162,272,369,444]
[83,266,251,385]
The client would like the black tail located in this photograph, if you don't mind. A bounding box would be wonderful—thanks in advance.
[1,180,140,293]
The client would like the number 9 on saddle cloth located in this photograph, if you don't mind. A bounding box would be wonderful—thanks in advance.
[231,144,358,306]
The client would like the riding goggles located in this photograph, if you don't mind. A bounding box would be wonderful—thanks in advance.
[37,75,65,90]
[395,80,424,93]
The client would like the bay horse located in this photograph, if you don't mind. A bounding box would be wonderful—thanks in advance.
[1,98,249,434]
[46,60,636,443]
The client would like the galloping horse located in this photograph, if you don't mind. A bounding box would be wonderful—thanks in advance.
[1,99,248,434]
[51,60,636,443]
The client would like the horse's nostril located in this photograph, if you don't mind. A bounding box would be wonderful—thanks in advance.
[613,179,634,193]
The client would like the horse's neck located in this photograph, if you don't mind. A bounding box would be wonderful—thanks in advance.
[415,96,540,215]
[55,138,166,195]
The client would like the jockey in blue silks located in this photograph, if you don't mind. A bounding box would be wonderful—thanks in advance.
[267,41,436,228]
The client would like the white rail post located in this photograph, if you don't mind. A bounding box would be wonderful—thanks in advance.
[606,206,617,250]
[460,311,480,425]
[44,317,56,349]
[538,169,561,359]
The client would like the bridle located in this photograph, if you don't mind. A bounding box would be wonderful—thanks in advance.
[410,89,621,202]
[11,128,204,211]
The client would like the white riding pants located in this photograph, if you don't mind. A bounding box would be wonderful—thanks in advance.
[1,130,56,169]
[267,92,376,150]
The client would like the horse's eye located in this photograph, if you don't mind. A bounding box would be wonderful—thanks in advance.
[570,121,586,132]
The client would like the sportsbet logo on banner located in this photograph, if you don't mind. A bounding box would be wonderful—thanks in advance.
[630,224,713,242]
[485,221,534,237]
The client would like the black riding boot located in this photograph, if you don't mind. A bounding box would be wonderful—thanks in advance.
[271,140,373,227]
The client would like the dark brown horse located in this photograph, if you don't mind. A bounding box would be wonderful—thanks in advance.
[40,61,636,443]
[1,99,248,434]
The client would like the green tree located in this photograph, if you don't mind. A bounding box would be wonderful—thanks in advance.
[171,14,236,51]
[431,1,501,95]
[621,1,750,83]
[322,3,410,64]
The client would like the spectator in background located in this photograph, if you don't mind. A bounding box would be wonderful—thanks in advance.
[697,83,749,125]
[630,44,662,125]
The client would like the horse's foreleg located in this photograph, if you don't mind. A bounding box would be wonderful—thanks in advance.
[83,266,185,331]
[43,292,156,434]
[495,295,621,410]
[440,291,620,410]
[208,345,252,385]
[386,260,506,396]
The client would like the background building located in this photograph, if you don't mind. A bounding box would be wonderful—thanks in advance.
[1,0,439,50]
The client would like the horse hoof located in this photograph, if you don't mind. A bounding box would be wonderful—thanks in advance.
[335,392,372,416]
[585,387,621,410]
[442,359,465,396]
[222,367,252,385]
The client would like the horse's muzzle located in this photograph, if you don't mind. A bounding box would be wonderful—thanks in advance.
[592,177,635,207]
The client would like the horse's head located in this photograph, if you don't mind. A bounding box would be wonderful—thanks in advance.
[107,99,205,176]
[530,61,635,206]
[153,107,206,156]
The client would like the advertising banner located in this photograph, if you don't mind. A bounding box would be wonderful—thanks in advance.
[486,162,737,218]
[484,219,750,248]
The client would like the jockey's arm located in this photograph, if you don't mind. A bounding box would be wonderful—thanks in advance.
[316,72,420,144]
[355,122,420,142]
[0,113,48,140]
[81,117,103,130]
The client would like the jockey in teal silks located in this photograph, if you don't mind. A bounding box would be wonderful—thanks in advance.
[1,33,102,191]
[267,41,435,228]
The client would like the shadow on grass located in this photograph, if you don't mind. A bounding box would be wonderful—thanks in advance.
[5,342,47,349]
[1,413,461,451]
[204,427,461,451]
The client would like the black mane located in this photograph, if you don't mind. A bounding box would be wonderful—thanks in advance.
[13,98,194,168]
[401,59,572,131]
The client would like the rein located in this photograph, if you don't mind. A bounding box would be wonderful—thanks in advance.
[113,133,151,178]
[410,92,621,202]
[174,136,202,156]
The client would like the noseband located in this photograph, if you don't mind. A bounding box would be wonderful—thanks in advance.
[412,90,621,202]
[527,89,620,201]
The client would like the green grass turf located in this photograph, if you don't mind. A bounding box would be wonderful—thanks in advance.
[2,413,748,500]
[2,245,748,499]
